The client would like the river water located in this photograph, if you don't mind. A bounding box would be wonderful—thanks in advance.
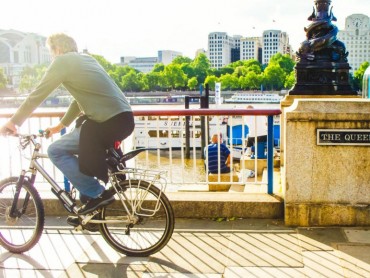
[0,102,279,192]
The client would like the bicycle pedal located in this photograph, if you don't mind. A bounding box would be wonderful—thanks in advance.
[74,225,84,232]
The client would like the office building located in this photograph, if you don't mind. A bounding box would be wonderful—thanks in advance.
[231,35,242,63]
[0,29,51,89]
[207,32,236,69]
[119,57,158,73]
[119,50,182,73]
[240,37,262,63]
[158,50,182,65]
[337,14,370,72]
[262,30,290,65]
[208,30,291,69]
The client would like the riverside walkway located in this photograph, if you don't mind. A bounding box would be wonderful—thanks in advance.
[0,217,369,277]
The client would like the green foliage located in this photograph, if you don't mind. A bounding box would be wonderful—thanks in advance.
[72,51,297,93]
[91,54,116,72]
[187,77,198,90]
[269,53,295,74]
[172,56,192,65]
[353,61,369,91]
[0,68,7,89]
[219,74,239,90]
[120,70,144,92]
[162,64,187,90]
[263,64,286,90]
[152,63,165,73]
[284,71,296,90]
[190,53,211,85]
[204,75,218,90]
[19,64,48,93]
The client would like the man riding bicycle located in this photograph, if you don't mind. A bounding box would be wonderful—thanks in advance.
[0,33,134,227]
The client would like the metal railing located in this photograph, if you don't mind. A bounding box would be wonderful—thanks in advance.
[0,108,281,194]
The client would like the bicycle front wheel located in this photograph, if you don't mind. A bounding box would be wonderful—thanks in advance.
[0,177,45,253]
[100,180,175,257]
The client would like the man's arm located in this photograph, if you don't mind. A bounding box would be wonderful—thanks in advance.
[225,154,231,167]
[60,100,81,127]
[10,59,65,127]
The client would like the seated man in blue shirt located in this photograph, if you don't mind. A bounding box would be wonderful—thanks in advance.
[204,133,231,174]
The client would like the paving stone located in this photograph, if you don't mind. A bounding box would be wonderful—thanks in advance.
[344,229,370,244]
[335,246,370,278]
[297,227,347,251]
[0,219,369,277]
[224,266,306,278]
[302,250,345,278]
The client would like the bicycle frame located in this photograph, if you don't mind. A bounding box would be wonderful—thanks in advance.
[13,135,78,215]
[0,132,175,257]
[9,134,166,226]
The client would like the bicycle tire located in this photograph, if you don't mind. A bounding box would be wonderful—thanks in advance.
[99,180,175,256]
[0,177,45,253]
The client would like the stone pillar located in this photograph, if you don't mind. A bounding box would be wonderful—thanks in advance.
[284,98,370,226]
[280,95,360,167]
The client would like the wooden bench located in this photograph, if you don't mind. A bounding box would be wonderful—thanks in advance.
[208,173,239,191]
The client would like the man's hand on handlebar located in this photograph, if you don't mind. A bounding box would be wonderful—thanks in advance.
[0,121,18,136]
[44,122,66,139]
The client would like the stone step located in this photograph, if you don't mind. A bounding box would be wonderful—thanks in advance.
[42,191,283,219]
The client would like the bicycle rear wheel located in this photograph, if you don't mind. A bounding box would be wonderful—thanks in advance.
[0,177,45,253]
[99,180,175,257]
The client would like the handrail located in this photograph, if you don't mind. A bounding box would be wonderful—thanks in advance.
[133,108,281,117]
[0,108,282,194]
[0,108,281,118]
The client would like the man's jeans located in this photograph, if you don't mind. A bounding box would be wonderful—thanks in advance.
[47,127,104,199]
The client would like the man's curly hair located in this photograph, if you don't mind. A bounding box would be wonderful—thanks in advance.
[47,33,78,54]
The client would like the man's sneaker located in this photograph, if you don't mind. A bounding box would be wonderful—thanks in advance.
[77,190,115,215]
[67,216,100,232]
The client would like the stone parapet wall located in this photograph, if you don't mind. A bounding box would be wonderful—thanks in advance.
[283,98,370,226]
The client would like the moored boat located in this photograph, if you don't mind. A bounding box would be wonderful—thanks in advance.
[134,115,227,149]
[225,92,283,103]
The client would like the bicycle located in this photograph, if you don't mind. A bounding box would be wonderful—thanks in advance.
[0,131,175,257]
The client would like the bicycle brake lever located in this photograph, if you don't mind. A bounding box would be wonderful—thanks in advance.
[39,129,50,138]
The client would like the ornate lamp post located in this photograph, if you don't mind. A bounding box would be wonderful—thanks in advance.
[289,0,357,95]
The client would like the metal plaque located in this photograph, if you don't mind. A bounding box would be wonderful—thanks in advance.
[317,129,370,146]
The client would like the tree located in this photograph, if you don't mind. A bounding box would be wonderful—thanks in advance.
[19,65,47,93]
[204,75,218,91]
[172,56,192,65]
[152,63,165,73]
[263,64,286,90]
[218,66,234,76]
[244,59,262,69]
[0,68,7,89]
[187,77,198,90]
[91,54,116,72]
[146,71,163,91]
[191,53,211,85]
[353,61,369,91]
[247,64,262,74]
[246,71,263,90]
[233,66,248,78]
[284,71,296,89]
[219,73,239,90]
[120,70,143,92]
[162,64,187,90]
[109,65,134,90]
[269,53,295,75]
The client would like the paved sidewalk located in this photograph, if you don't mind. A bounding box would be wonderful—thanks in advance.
[0,218,369,277]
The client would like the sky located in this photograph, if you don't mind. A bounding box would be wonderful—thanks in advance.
[1,0,370,64]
